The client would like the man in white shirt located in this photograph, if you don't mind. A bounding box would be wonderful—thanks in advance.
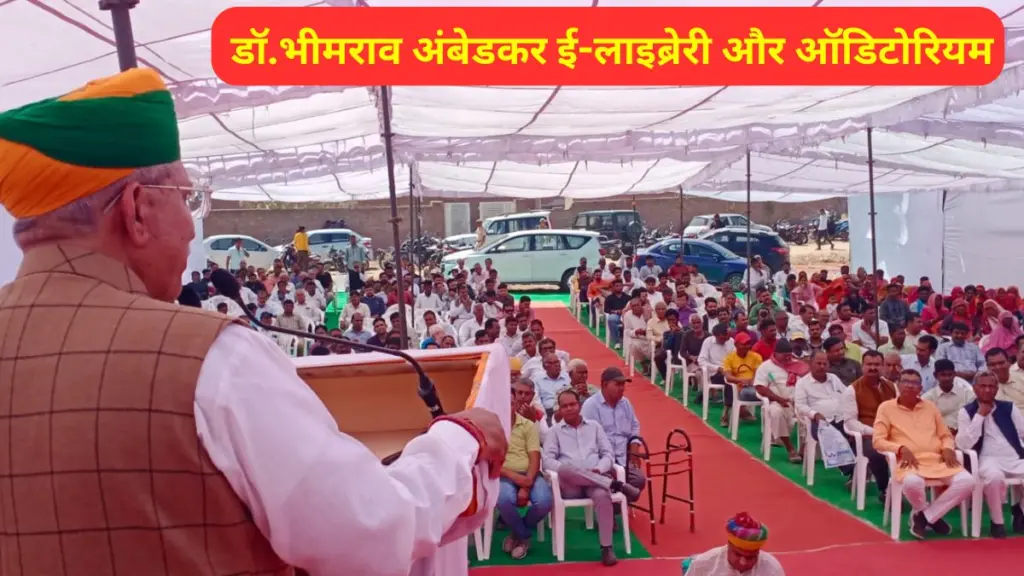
[458,302,488,346]
[448,285,475,328]
[816,208,834,250]
[955,370,1024,538]
[342,312,373,344]
[341,290,371,325]
[852,307,889,351]
[415,281,443,311]
[795,351,853,476]
[772,261,792,302]
[534,353,572,414]
[753,339,804,462]
[741,255,770,292]
[621,298,649,360]
[225,237,249,272]
[922,359,975,433]
[293,289,320,324]
[499,316,523,356]
[517,332,542,380]
[698,323,736,395]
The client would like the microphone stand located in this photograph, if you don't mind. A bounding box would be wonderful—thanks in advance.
[222,290,444,466]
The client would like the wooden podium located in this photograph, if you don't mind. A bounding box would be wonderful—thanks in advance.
[291,345,511,575]
[294,347,508,458]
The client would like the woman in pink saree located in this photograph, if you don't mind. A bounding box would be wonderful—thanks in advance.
[919,293,945,335]
[983,309,1024,358]
[790,271,821,310]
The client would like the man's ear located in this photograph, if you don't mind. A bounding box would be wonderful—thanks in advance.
[118,181,147,246]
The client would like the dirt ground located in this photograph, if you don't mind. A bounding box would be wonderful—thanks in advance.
[788,240,851,276]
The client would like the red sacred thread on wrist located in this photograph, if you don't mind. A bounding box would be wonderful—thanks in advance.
[432,416,486,517]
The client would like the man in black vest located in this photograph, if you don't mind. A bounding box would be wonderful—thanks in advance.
[955,369,1024,538]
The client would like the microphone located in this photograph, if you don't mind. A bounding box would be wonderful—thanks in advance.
[209,270,445,425]
[178,285,202,308]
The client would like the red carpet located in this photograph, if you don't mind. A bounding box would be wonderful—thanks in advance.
[472,538,1023,575]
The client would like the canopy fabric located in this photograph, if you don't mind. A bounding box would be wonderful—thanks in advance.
[5,0,1024,202]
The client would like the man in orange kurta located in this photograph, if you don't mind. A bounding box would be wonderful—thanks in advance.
[873,369,977,539]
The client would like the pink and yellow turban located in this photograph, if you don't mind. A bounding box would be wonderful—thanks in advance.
[0,68,180,218]
[726,512,768,551]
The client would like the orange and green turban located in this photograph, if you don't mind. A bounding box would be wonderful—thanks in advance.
[0,68,180,219]
[726,512,768,551]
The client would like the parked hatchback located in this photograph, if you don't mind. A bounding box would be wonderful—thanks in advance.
[441,229,600,290]
[683,213,772,238]
[636,238,748,287]
[698,227,790,275]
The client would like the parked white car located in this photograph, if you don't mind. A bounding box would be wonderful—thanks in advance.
[204,234,282,270]
[443,233,477,251]
[441,229,600,290]
[683,213,772,238]
[275,228,373,260]
[480,210,551,246]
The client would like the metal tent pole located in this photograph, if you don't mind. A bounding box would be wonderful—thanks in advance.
[867,127,880,334]
[408,172,416,272]
[745,151,752,307]
[99,0,140,71]
[380,86,410,348]
[677,185,684,235]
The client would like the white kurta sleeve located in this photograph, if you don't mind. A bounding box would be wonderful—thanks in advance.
[194,324,480,576]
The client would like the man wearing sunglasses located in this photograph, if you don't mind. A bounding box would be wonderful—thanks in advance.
[0,68,504,576]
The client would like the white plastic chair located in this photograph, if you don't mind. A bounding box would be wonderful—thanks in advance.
[472,508,547,561]
[545,464,632,562]
[727,382,763,441]
[843,426,873,510]
[964,449,1024,538]
[701,366,724,421]
[664,356,694,400]
[802,419,818,486]
[881,450,969,540]
[622,329,636,376]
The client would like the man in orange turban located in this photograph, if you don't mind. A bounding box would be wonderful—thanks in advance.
[0,68,504,575]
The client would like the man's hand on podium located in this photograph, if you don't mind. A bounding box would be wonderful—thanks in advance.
[458,408,508,479]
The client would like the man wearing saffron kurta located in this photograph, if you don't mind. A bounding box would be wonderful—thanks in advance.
[955,370,1024,538]
[873,369,976,539]
[681,512,784,575]
[0,68,506,575]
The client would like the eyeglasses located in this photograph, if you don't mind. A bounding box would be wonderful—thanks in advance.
[102,183,211,218]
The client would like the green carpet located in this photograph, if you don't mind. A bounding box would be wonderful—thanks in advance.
[469,507,650,567]
[575,306,1003,542]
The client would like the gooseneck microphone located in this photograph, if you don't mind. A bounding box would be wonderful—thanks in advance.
[209,270,445,445]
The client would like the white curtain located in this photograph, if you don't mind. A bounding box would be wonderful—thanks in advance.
[942,190,1024,290]
[848,191,944,288]
[0,208,20,286]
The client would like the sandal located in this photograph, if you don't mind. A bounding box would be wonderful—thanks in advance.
[510,539,530,560]
[788,453,803,463]
[502,534,517,554]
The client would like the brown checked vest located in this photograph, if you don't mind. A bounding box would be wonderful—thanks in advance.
[0,245,291,575]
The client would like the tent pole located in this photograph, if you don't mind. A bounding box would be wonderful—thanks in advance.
[745,151,752,307]
[408,171,416,272]
[677,185,684,235]
[380,86,410,348]
[867,127,880,334]
[99,0,140,71]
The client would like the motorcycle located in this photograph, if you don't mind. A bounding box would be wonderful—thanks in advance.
[832,219,849,242]
[773,219,810,245]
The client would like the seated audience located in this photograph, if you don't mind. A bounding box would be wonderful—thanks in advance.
[824,336,862,386]
[498,379,554,558]
[987,347,1024,413]
[937,322,985,381]
[542,389,640,567]
[842,350,896,501]
[753,339,807,462]
[879,324,914,356]
[535,352,571,416]
[796,352,853,477]
[955,370,1024,538]
[921,359,975,435]
[721,332,762,428]
[873,369,975,539]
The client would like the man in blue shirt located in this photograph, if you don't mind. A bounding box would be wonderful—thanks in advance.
[581,367,646,500]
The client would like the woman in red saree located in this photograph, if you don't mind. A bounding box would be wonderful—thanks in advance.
[919,293,946,335]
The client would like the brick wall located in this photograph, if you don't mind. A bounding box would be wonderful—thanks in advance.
[204,195,847,248]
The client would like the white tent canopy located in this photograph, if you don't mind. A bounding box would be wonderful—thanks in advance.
[5,0,1024,202]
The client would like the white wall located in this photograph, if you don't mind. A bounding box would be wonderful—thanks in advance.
[184,215,206,283]
[942,190,1024,290]
[848,191,944,287]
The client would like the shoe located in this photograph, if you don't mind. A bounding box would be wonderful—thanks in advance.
[787,452,803,464]
[601,546,618,566]
[991,523,1007,539]
[502,534,517,554]
[611,480,641,501]
[510,538,530,559]
[1012,508,1024,534]
[909,512,928,540]
[929,517,952,536]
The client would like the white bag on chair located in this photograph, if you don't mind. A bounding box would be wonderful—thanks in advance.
[818,423,856,469]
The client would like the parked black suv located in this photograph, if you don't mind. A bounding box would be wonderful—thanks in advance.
[571,210,644,242]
